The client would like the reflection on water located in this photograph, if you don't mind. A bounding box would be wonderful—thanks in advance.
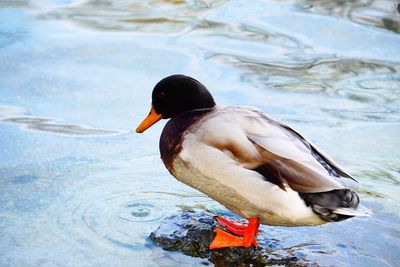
[0,104,126,136]
[36,0,400,35]
[40,0,229,32]
[4,116,125,136]
[211,53,400,122]
[0,0,399,266]
[302,0,400,33]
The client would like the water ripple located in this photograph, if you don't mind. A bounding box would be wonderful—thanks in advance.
[52,188,175,256]
[0,104,127,136]
[299,0,400,34]
[39,0,228,33]
[211,54,400,99]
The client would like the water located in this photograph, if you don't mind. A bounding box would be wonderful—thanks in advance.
[0,0,399,266]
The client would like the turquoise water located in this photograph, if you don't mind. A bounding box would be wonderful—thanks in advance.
[1,0,399,266]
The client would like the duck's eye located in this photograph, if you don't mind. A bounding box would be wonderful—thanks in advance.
[157,92,166,98]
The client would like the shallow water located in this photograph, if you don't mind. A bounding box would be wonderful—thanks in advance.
[0,0,399,266]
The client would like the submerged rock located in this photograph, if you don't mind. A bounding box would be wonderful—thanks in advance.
[149,210,318,266]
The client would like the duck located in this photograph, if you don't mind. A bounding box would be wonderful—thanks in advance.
[136,74,368,249]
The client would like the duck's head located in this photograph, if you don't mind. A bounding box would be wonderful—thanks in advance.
[136,74,216,133]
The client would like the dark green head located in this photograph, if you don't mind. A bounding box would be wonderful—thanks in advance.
[136,74,216,133]
[152,74,216,118]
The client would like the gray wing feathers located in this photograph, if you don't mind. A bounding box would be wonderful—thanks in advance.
[275,121,356,181]
[248,135,345,193]
[245,109,358,193]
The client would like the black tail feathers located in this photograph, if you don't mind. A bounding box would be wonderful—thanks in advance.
[299,189,360,222]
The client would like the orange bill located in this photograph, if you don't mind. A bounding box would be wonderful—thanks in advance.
[136,106,162,133]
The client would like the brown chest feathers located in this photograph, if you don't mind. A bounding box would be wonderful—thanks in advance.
[159,108,214,173]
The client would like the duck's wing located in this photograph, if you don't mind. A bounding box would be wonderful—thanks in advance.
[270,118,356,181]
[243,110,356,193]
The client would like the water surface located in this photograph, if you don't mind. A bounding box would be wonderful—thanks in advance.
[1,0,400,266]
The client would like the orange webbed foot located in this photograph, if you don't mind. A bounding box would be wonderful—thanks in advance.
[209,216,260,250]
[209,228,244,249]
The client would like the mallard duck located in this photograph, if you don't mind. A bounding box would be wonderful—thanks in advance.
[136,74,368,249]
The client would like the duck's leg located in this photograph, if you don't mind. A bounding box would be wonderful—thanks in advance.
[242,217,260,247]
[215,216,247,235]
[209,217,260,249]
